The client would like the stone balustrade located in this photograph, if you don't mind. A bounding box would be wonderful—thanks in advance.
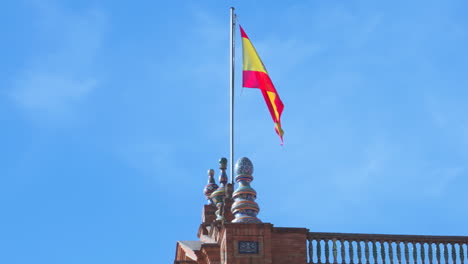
[308,232,468,264]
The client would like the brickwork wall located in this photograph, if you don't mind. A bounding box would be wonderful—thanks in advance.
[271,228,308,264]
[202,205,217,224]
[176,223,308,264]
[220,223,273,264]
[201,244,220,264]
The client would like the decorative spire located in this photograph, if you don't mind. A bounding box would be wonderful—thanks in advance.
[231,157,261,223]
[218,157,228,185]
[203,169,218,205]
[210,158,228,221]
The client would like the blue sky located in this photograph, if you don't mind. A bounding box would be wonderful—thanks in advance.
[1,0,468,263]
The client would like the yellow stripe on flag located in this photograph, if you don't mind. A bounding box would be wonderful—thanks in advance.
[241,36,267,73]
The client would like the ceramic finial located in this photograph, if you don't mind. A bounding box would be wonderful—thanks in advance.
[203,169,218,204]
[231,157,261,223]
[211,157,229,221]
[218,157,228,186]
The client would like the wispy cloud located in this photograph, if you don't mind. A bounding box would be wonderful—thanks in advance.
[117,140,179,179]
[12,71,97,116]
[423,167,464,197]
[9,1,106,120]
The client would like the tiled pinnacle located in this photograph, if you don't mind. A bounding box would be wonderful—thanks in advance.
[231,157,261,223]
[210,158,228,221]
[203,169,218,205]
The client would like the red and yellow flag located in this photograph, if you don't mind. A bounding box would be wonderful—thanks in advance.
[240,25,284,144]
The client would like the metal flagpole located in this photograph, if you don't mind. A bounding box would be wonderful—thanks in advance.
[229,7,235,184]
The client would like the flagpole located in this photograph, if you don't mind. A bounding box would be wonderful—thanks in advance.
[229,7,235,184]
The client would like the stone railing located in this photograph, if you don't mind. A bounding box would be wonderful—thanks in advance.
[307,232,468,264]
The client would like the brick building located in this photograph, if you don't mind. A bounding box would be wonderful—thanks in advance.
[174,157,468,264]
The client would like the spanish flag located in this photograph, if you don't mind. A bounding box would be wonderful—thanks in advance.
[240,25,284,144]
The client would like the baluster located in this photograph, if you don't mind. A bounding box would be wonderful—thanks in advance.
[309,239,314,264]
[341,240,346,264]
[444,244,449,264]
[365,241,370,264]
[421,243,426,264]
[389,242,394,264]
[373,241,378,264]
[451,243,456,264]
[429,243,433,264]
[405,243,410,264]
[326,240,330,264]
[382,241,387,264]
[397,242,402,264]
[358,242,362,264]
[413,243,418,264]
[460,244,465,264]
[318,240,322,264]
[333,239,338,264]
[436,243,441,264]
[350,241,355,264]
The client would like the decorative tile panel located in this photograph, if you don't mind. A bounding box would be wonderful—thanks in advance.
[238,241,259,254]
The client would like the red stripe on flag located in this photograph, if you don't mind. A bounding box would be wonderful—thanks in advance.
[242,70,275,92]
[239,25,249,39]
[243,70,284,124]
